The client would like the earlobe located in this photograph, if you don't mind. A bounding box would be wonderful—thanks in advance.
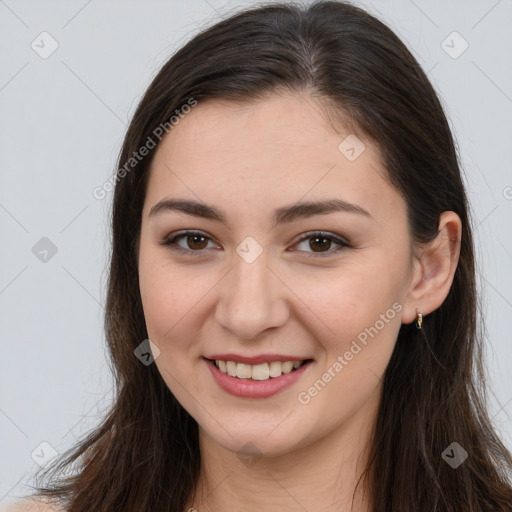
[402,211,462,326]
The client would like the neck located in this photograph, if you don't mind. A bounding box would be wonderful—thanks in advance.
[185,390,380,512]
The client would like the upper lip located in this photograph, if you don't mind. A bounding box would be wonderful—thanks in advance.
[204,354,312,365]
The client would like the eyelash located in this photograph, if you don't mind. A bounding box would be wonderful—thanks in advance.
[159,230,351,258]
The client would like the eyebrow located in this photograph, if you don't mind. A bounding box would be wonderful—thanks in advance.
[148,198,372,226]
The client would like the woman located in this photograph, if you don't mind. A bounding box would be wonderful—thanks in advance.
[9,0,512,510]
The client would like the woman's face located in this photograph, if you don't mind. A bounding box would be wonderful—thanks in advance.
[138,92,416,457]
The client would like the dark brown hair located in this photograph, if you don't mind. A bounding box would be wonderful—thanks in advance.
[29,1,512,510]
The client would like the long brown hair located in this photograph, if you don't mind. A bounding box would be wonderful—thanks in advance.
[29,1,512,510]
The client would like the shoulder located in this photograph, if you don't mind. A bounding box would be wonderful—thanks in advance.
[0,498,65,512]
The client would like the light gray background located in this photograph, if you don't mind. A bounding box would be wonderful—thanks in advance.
[1,0,511,503]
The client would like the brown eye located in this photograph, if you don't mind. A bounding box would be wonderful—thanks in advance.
[293,231,350,258]
[160,230,217,255]
[308,236,332,253]
[185,234,208,250]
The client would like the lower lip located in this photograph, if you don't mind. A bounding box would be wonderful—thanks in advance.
[205,358,313,399]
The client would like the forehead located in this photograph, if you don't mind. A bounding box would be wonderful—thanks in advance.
[154,93,364,161]
[143,92,403,226]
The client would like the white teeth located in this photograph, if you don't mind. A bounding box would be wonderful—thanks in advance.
[269,361,283,378]
[281,361,294,374]
[251,363,270,381]
[214,359,306,380]
[226,361,237,377]
[236,363,252,379]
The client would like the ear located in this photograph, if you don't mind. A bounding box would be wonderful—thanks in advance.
[402,211,462,325]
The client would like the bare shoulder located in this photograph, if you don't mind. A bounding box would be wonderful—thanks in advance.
[0,498,65,512]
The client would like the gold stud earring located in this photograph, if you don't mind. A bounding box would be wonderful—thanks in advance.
[415,309,423,330]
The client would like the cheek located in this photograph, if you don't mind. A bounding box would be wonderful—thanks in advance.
[294,266,403,423]
[139,248,193,344]
[138,257,204,395]
[296,261,404,344]
[138,250,218,362]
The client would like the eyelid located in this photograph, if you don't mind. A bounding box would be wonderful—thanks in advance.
[160,229,351,257]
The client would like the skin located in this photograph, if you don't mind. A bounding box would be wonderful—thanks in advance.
[137,91,461,512]
[0,498,63,511]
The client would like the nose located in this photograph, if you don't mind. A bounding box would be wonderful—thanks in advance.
[214,250,290,340]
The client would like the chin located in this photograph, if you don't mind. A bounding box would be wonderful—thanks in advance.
[200,419,307,460]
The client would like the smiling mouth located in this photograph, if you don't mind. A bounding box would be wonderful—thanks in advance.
[204,357,313,381]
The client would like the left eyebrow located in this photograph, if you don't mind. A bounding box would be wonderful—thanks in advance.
[273,198,372,225]
[148,198,373,227]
